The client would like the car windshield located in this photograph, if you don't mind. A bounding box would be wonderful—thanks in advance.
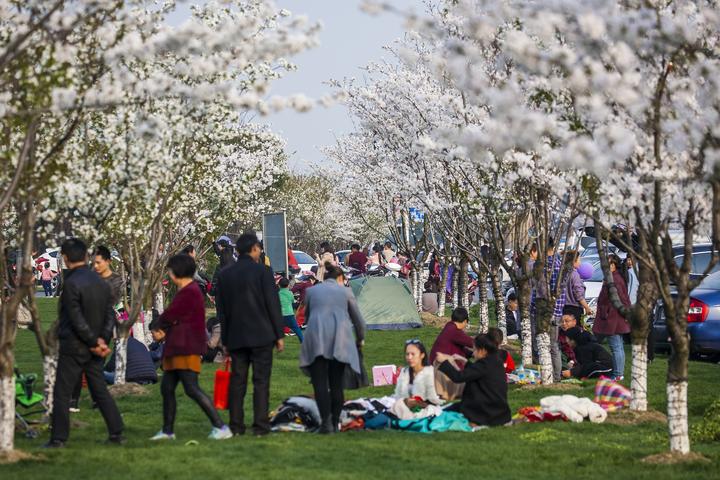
[698,271,720,290]
[293,252,316,264]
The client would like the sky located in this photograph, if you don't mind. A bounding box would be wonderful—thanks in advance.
[168,1,421,172]
[267,1,420,172]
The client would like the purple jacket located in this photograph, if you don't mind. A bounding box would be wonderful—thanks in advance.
[158,282,208,358]
[593,271,631,336]
[564,269,586,307]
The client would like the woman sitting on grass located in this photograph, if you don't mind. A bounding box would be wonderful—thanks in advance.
[487,327,515,374]
[390,340,443,419]
[436,334,511,427]
[150,254,232,441]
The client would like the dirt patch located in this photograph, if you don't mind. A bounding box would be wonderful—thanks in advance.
[517,382,583,391]
[641,451,710,465]
[109,383,149,398]
[421,312,450,328]
[0,450,45,464]
[605,409,667,426]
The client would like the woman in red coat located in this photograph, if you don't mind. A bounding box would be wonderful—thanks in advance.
[150,254,231,441]
[592,254,631,381]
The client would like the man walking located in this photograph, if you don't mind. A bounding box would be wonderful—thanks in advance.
[215,233,284,436]
[45,238,124,448]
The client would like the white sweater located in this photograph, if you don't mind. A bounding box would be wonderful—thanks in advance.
[393,366,443,405]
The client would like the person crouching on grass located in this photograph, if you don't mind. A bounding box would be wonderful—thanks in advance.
[278,277,304,342]
[150,254,232,441]
[436,333,511,427]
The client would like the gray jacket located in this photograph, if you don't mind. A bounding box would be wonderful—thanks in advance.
[299,281,366,374]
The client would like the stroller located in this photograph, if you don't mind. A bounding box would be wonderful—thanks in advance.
[15,368,46,439]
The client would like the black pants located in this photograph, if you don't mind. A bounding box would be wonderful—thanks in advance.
[51,353,123,442]
[229,345,273,435]
[161,369,223,434]
[70,376,82,407]
[308,357,346,428]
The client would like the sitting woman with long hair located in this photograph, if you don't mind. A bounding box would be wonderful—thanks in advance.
[390,340,443,420]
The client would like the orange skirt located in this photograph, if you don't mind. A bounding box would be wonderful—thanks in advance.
[162,355,201,373]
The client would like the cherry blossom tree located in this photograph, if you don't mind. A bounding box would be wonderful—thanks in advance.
[0,0,319,454]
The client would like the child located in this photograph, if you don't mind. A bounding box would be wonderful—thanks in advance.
[487,327,515,374]
[278,277,303,342]
[561,327,613,379]
[148,319,165,368]
[436,334,511,427]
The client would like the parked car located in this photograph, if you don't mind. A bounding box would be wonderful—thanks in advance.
[652,270,720,357]
[292,250,317,274]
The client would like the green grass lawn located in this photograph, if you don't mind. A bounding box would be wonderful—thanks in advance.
[3,297,719,479]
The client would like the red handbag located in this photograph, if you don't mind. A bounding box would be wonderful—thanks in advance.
[213,359,231,410]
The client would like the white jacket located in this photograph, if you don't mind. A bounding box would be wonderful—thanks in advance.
[394,366,443,405]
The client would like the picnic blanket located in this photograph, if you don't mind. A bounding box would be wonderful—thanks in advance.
[594,378,632,412]
[390,411,473,433]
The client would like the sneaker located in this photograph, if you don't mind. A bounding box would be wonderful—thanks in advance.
[69,407,80,413]
[150,431,176,441]
[105,435,127,445]
[208,425,232,440]
[42,439,65,449]
[613,375,624,382]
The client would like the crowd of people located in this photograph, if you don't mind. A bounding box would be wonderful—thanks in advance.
[42,232,630,446]
[498,245,630,382]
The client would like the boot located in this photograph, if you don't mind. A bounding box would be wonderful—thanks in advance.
[318,416,334,434]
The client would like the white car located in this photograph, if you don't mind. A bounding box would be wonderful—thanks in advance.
[292,250,317,274]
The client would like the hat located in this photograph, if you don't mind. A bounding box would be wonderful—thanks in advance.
[216,235,234,247]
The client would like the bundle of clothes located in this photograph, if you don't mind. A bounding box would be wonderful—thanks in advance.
[269,396,476,434]
[514,379,632,423]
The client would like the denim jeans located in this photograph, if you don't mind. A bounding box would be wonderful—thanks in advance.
[283,314,304,342]
[598,334,625,378]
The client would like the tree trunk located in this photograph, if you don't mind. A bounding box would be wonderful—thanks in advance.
[437,261,448,317]
[535,297,555,384]
[457,260,467,309]
[477,275,489,334]
[0,373,14,453]
[490,269,506,343]
[114,336,128,385]
[417,267,427,313]
[630,342,648,412]
[517,282,533,365]
[451,264,459,309]
[665,300,691,453]
[667,381,690,454]
[536,331,553,384]
[42,353,59,415]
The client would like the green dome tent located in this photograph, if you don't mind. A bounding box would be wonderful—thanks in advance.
[349,276,422,330]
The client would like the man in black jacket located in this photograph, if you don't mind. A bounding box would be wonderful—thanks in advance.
[45,238,124,448]
[562,327,613,379]
[215,233,284,436]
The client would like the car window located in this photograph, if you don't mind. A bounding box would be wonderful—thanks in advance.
[698,271,720,290]
[293,252,316,264]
